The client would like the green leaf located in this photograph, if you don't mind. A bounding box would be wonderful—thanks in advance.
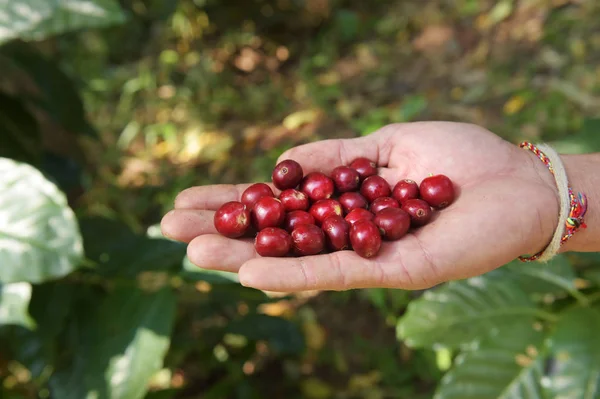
[435,322,545,399]
[397,277,538,349]
[0,92,41,164]
[226,314,305,355]
[0,0,126,45]
[490,255,578,297]
[80,217,186,277]
[0,42,96,138]
[0,282,34,328]
[506,256,576,294]
[0,158,83,284]
[50,286,176,399]
[544,307,600,399]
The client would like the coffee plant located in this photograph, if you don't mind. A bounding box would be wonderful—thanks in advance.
[1,0,600,398]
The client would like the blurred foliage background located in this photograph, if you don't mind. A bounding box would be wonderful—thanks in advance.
[1,0,600,398]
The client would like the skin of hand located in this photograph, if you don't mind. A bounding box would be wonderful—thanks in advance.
[161,122,562,292]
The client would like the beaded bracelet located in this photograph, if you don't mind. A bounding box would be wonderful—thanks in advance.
[518,142,587,262]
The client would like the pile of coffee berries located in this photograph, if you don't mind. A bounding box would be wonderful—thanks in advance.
[214,158,456,259]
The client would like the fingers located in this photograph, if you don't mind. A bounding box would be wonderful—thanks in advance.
[174,183,276,210]
[187,234,258,272]
[181,224,441,292]
[235,236,432,292]
[161,209,216,243]
[237,251,375,292]
[277,126,396,174]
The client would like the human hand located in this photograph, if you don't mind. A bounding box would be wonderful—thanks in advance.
[161,122,560,292]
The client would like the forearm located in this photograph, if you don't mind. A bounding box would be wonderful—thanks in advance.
[560,153,600,253]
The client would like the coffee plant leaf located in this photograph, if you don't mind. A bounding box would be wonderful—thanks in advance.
[0,158,83,284]
[397,276,537,349]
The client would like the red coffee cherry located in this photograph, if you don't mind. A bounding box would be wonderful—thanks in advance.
[283,210,315,232]
[300,172,335,202]
[214,201,251,238]
[345,208,375,226]
[402,199,432,227]
[272,159,303,190]
[241,183,274,209]
[251,197,285,231]
[374,208,411,241]
[392,179,419,204]
[279,189,309,211]
[349,219,382,258]
[349,158,377,181]
[370,197,399,214]
[331,166,360,192]
[291,224,325,256]
[309,199,343,225]
[322,215,350,251]
[338,192,368,214]
[255,228,292,257]
[419,174,456,209]
[360,175,391,203]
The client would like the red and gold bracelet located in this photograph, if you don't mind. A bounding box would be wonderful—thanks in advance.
[518,142,587,262]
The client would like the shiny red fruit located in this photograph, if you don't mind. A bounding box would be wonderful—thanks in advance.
[255,228,292,257]
[251,197,285,231]
[309,199,343,225]
[360,175,391,203]
[374,208,411,240]
[392,179,419,204]
[349,158,377,181]
[345,208,374,226]
[339,192,368,214]
[322,215,350,251]
[272,159,303,190]
[283,210,315,232]
[331,166,360,192]
[241,183,274,209]
[370,197,399,214]
[349,219,382,258]
[300,172,335,202]
[402,199,432,227]
[214,201,251,238]
[291,224,325,256]
[420,174,456,209]
[279,189,309,211]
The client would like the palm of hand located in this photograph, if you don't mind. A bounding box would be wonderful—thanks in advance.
[161,122,558,292]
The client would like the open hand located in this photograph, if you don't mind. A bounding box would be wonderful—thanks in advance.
[161,122,559,292]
